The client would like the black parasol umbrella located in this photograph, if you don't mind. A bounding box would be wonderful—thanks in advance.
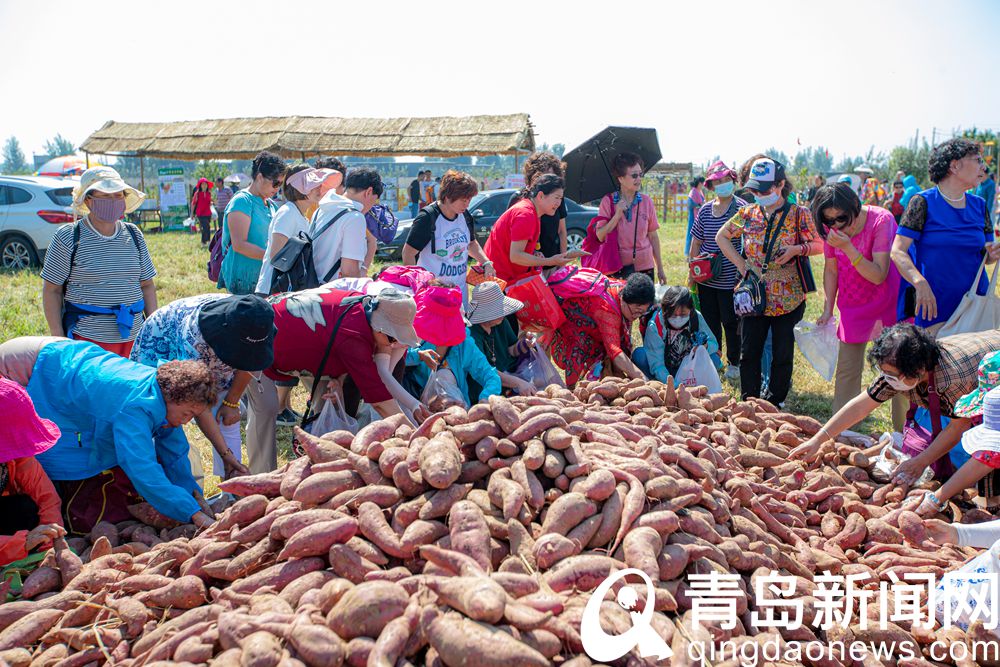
[562,126,662,204]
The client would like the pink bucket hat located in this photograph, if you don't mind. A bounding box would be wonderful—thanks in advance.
[414,286,467,346]
[0,377,61,463]
[285,167,333,196]
[704,160,738,187]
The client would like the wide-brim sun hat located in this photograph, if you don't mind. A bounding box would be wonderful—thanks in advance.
[370,289,421,347]
[467,282,524,325]
[414,286,467,346]
[962,386,1000,455]
[198,295,277,371]
[196,177,214,190]
[0,377,61,463]
[954,351,1000,418]
[286,167,332,196]
[72,166,146,215]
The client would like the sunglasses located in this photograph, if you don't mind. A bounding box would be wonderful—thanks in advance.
[627,172,643,180]
[822,212,852,228]
[270,177,284,188]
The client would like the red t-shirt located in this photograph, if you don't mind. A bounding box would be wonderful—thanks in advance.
[192,190,213,217]
[265,288,392,404]
[484,198,541,283]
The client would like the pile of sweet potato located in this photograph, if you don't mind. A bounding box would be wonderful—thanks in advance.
[1,376,994,667]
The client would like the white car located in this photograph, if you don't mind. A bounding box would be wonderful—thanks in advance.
[0,175,76,269]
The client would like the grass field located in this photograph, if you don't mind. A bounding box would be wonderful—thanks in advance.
[0,220,895,493]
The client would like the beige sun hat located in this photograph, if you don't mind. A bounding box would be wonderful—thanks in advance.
[72,166,146,215]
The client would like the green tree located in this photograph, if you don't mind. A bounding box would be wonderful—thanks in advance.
[887,141,932,187]
[192,160,229,183]
[810,147,833,174]
[43,133,75,157]
[1,136,28,174]
[551,143,565,158]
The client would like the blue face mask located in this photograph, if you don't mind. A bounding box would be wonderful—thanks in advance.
[714,182,735,197]
[755,191,781,207]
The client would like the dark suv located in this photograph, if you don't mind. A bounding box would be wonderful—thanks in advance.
[376,188,598,262]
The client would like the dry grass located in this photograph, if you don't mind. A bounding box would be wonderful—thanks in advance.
[0,218,893,495]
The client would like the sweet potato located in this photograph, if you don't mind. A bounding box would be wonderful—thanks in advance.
[423,575,507,623]
[897,511,928,544]
[278,516,359,561]
[419,483,473,520]
[508,413,567,444]
[136,575,207,609]
[0,608,63,650]
[327,581,409,640]
[352,418,398,458]
[293,470,363,506]
[287,619,347,667]
[53,537,82,587]
[489,395,521,434]
[540,492,597,536]
[240,630,282,667]
[427,612,549,667]
[231,557,325,594]
[449,500,492,572]
[271,508,342,540]
[419,433,463,490]
[19,566,60,599]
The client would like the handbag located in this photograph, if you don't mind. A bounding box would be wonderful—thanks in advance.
[796,255,817,293]
[688,253,724,284]
[581,214,623,275]
[899,370,956,481]
[506,275,566,331]
[936,257,1000,338]
[733,206,789,318]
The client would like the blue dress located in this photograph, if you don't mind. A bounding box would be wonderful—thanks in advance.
[896,188,992,328]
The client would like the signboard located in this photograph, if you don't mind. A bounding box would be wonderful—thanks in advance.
[504,174,525,190]
[158,167,188,231]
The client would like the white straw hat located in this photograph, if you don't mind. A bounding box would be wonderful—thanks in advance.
[72,166,146,215]
[467,282,524,324]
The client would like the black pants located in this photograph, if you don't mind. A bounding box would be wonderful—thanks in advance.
[198,215,212,244]
[698,284,740,366]
[740,301,805,405]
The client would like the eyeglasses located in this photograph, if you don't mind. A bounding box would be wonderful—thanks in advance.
[627,172,643,180]
[271,178,284,188]
[964,155,987,166]
[750,184,775,195]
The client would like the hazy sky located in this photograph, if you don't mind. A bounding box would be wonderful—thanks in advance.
[3,0,999,166]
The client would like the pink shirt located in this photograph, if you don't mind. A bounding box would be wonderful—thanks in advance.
[823,206,900,344]
[597,194,660,272]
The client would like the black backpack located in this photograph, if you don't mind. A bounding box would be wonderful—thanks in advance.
[420,203,476,254]
[268,209,349,295]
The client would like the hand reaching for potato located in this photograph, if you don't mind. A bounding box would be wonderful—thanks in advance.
[922,518,959,545]
[24,523,66,552]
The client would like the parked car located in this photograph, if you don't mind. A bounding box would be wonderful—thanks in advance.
[375,189,598,262]
[0,176,76,269]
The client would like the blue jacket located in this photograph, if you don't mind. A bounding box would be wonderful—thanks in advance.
[642,309,719,383]
[406,330,502,405]
[29,340,201,522]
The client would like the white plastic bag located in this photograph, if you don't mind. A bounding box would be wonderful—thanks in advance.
[935,539,1000,638]
[793,319,839,382]
[870,431,933,485]
[513,344,564,390]
[421,368,468,411]
[307,394,358,436]
[675,346,723,394]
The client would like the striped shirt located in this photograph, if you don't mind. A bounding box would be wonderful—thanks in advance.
[215,186,233,212]
[691,197,747,289]
[40,219,157,343]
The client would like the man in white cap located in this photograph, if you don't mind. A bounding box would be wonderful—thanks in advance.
[246,286,420,473]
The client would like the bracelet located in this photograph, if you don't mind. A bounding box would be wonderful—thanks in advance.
[222,399,240,409]
[851,253,863,267]
[925,492,944,509]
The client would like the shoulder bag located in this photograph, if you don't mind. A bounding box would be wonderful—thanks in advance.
[733,206,789,318]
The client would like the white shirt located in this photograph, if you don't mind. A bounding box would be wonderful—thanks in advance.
[255,202,311,294]
[309,192,368,283]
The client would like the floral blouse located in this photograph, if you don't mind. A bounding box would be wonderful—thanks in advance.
[130,294,235,394]
[727,203,819,316]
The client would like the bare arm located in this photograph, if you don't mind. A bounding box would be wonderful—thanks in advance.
[227,211,265,260]
[467,240,489,265]
[268,233,290,260]
[193,409,243,472]
[140,279,157,317]
[715,221,747,275]
[558,219,567,255]
[790,391,881,461]
[508,240,566,268]
[890,234,923,286]
[610,351,645,380]
[339,258,363,279]
[688,238,703,261]
[595,212,622,242]
[371,399,403,419]
[401,244,419,266]
[42,281,65,336]
[364,230,377,272]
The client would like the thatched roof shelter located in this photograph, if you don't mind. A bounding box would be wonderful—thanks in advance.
[80,114,535,160]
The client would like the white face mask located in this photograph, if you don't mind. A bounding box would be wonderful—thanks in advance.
[883,374,918,391]
[667,315,690,329]
[714,182,735,197]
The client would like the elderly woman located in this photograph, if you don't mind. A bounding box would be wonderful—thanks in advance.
[405,286,502,407]
[507,152,569,258]
[403,170,495,301]
[891,138,1000,330]
[467,282,536,401]
[690,160,747,379]
[595,153,666,283]
[41,166,156,357]
[191,177,215,245]
[131,294,276,480]
[716,157,824,406]
[813,183,904,427]
[550,273,656,388]
[634,286,720,383]
[790,324,1000,486]
[255,165,330,295]
[0,337,218,532]
[218,151,287,295]
[0,378,65,566]
[484,174,577,283]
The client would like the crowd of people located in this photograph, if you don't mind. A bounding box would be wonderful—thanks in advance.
[2,136,1000,565]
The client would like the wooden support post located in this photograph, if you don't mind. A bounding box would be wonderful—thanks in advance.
[140,155,145,193]
[84,152,90,168]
